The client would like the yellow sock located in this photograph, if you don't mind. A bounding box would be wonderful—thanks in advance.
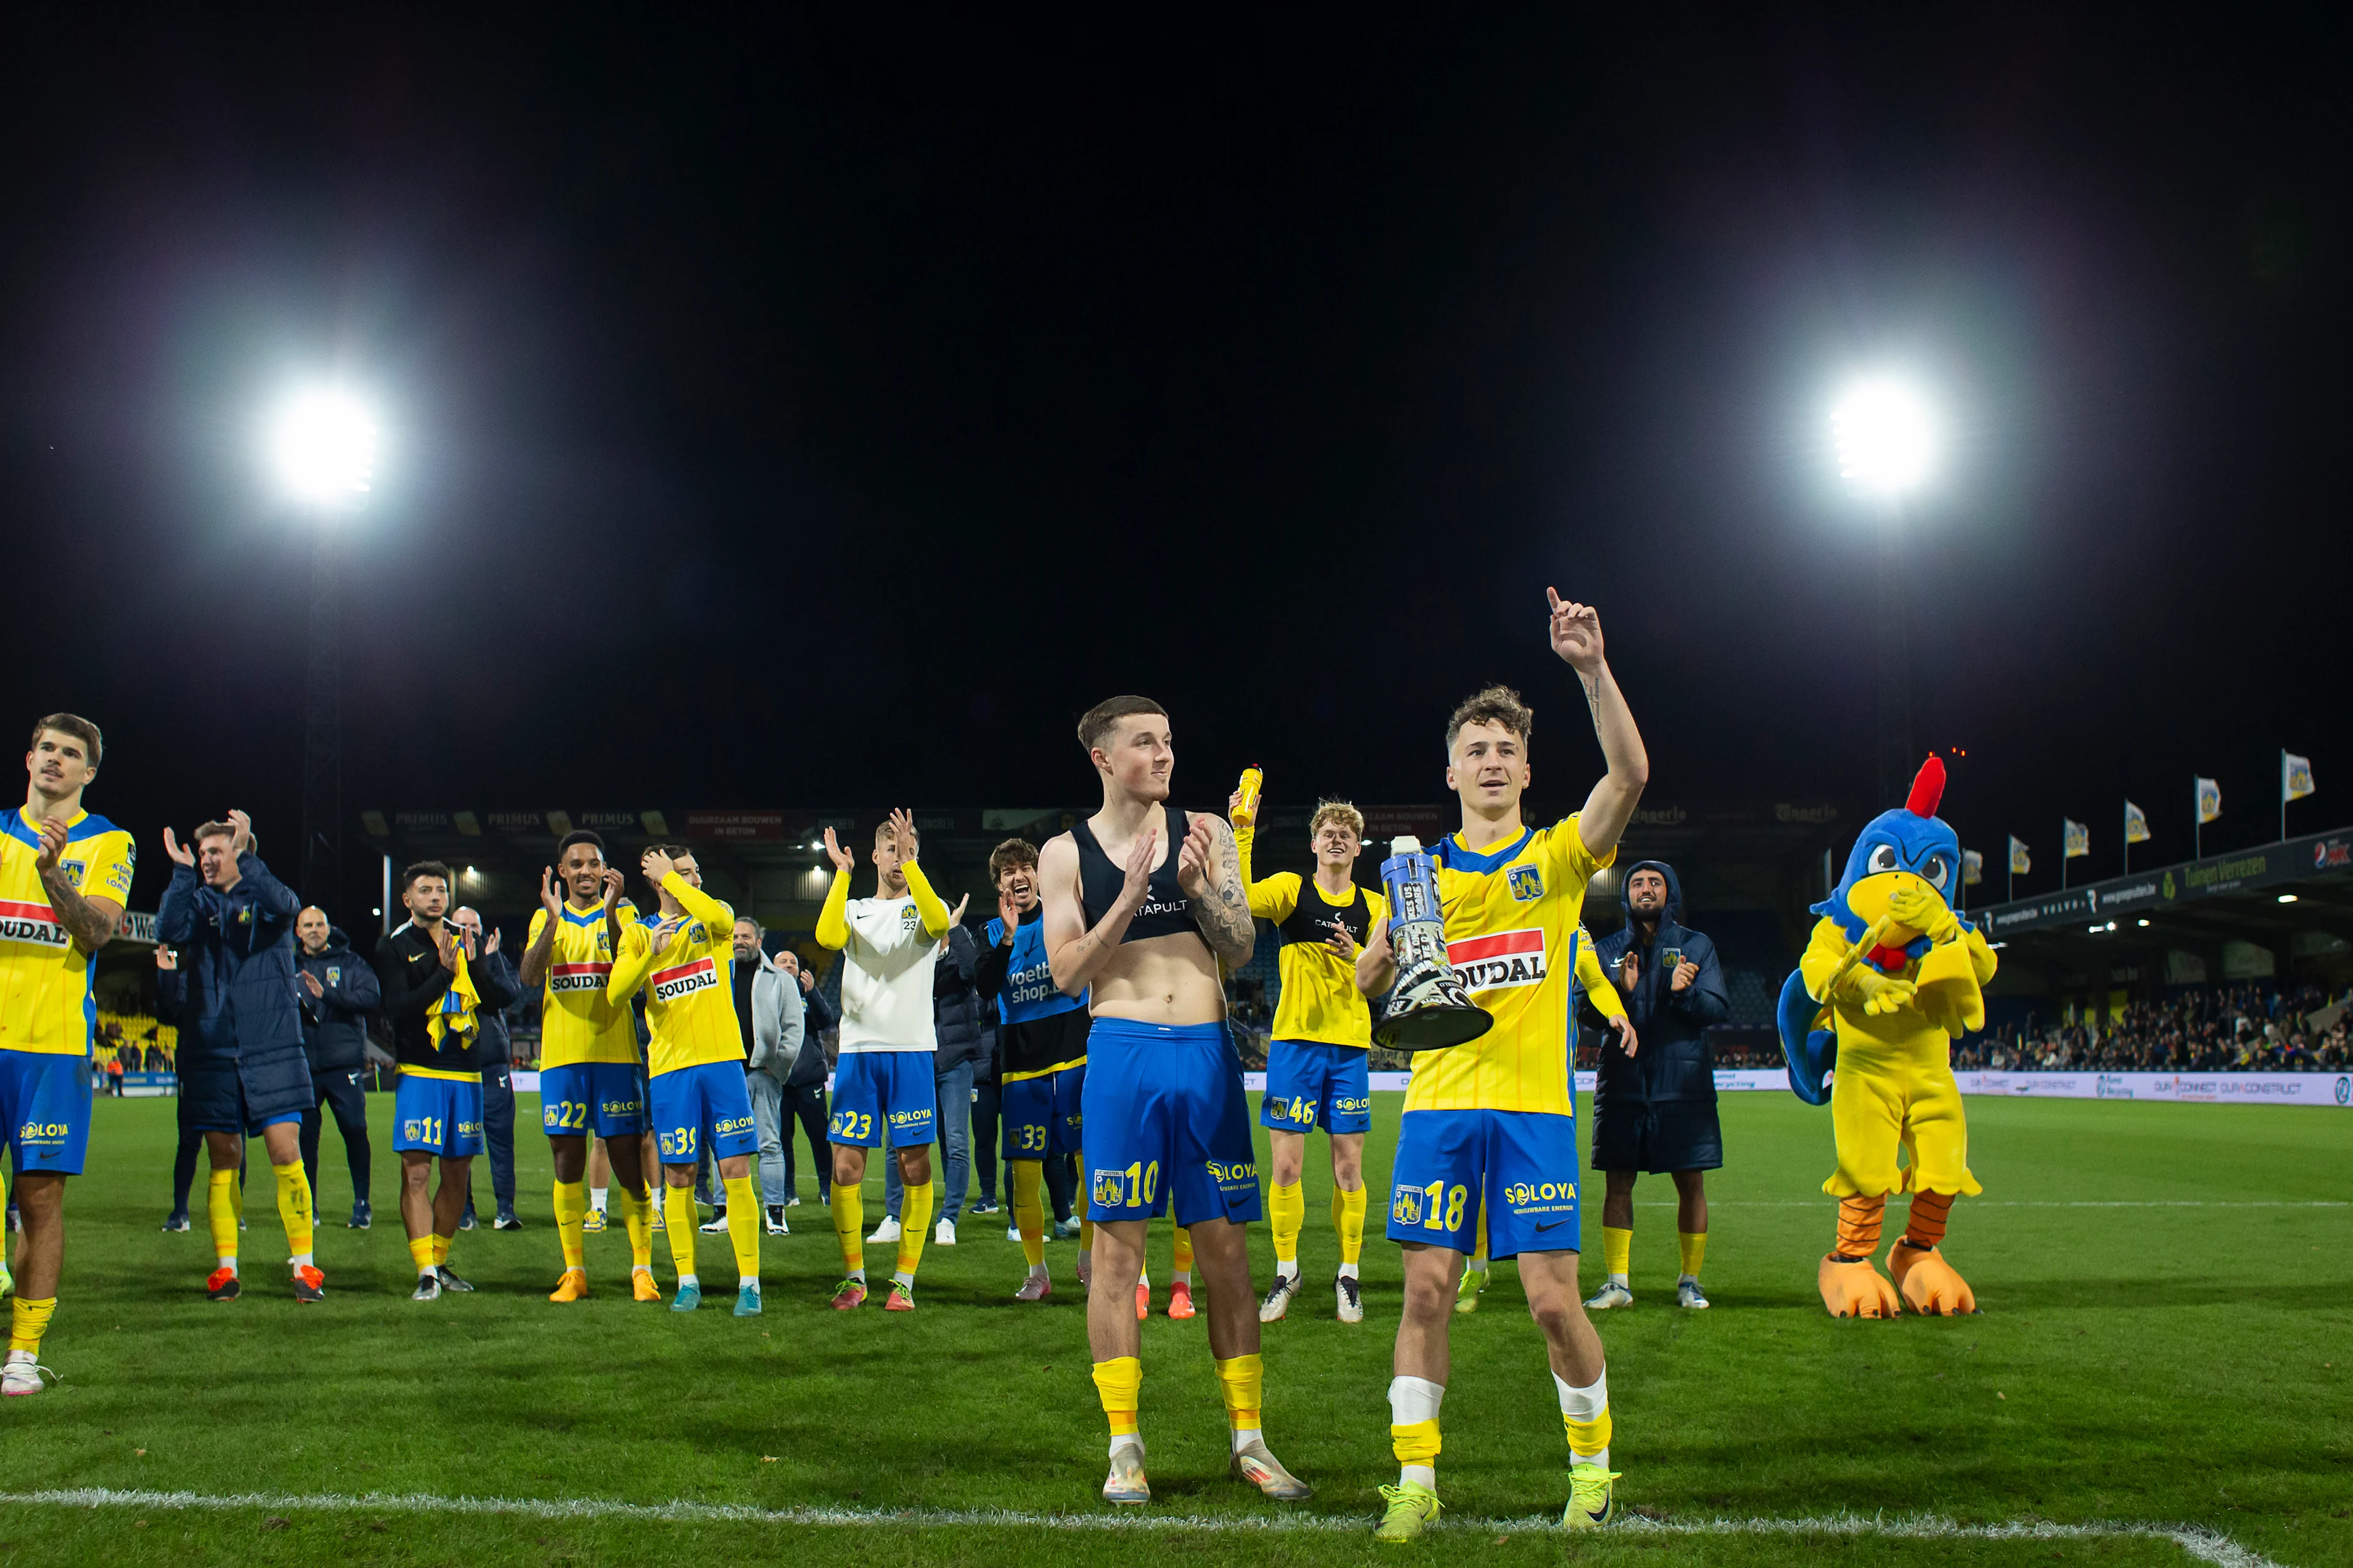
[10,1297,56,1356]
[1214,1353,1264,1433]
[1092,1355,1142,1437]
[1333,1184,1366,1265]
[620,1186,654,1270]
[1012,1161,1045,1268]
[1080,1214,1094,1252]
[1391,1418,1441,1467]
[553,1181,587,1272]
[1566,1406,1613,1462]
[832,1181,865,1276]
[431,1232,450,1268]
[896,1180,933,1279]
[407,1235,436,1273]
[273,1161,313,1262]
[1678,1230,1707,1279]
[1268,1180,1304,1266]
[663,1185,698,1279]
[1602,1225,1632,1278]
[207,1168,239,1265]
[723,1175,761,1285]
[1470,1202,1488,1267]
[1172,1224,1193,1277]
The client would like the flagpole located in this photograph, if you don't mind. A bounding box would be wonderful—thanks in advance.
[2122,801,2129,875]
[2194,777,2200,860]
[2060,820,2067,890]
[2281,749,2287,843]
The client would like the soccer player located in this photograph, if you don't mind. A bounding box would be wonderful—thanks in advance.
[0,715,131,1395]
[377,862,517,1301]
[974,836,1091,1302]
[159,814,322,1305]
[1039,696,1309,1506]
[606,844,765,1316]
[1355,591,1648,1540]
[1455,928,1634,1314]
[1229,789,1385,1325]
[814,810,951,1312]
[518,832,661,1303]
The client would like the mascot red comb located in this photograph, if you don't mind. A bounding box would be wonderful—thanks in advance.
[1774,756,1997,1317]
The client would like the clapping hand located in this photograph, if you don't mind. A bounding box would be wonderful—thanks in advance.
[822,827,855,874]
[1174,814,1220,901]
[301,969,325,999]
[162,827,196,868]
[1670,959,1699,993]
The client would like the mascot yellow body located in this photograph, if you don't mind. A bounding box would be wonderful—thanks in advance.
[1776,756,1995,1317]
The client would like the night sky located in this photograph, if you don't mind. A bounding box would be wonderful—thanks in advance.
[5,11,2345,906]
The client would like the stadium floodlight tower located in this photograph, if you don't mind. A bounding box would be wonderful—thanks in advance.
[1830,375,1938,806]
[267,386,378,918]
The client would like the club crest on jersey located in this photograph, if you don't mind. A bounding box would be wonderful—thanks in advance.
[325,966,341,986]
[900,905,920,932]
[59,858,86,888]
[1507,865,1544,901]
[1448,927,1548,991]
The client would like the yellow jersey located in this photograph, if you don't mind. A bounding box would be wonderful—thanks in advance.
[526,898,641,1069]
[1245,870,1387,1049]
[606,873,738,1078]
[1403,814,1612,1117]
[0,808,135,1056]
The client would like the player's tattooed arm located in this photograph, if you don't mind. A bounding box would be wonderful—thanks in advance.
[1176,813,1255,968]
[518,867,563,990]
[34,817,123,952]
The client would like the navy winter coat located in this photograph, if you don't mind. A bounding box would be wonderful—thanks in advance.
[157,854,314,1127]
[1590,860,1730,1107]
[931,926,987,1075]
[297,928,381,1072]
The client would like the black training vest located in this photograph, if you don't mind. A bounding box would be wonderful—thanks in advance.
[1073,803,1201,944]
[1277,875,1372,952]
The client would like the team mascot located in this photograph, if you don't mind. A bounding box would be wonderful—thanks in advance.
[1775,756,1995,1318]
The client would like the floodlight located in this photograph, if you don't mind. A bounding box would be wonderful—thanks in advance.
[268,388,377,507]
[1830,377,1936,496]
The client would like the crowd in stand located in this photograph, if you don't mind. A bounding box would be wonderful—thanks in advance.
[1953,982,2353,1072]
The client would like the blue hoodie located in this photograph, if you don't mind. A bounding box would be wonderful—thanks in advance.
[1590,859,1729,1107]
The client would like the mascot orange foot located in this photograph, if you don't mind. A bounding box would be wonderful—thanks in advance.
[1890,1239,1977,1316]
[1819,1254,1901,1319]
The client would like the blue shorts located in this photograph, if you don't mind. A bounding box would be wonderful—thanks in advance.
[1002,1061,1086,1158]
[395,1074,485,1157]
[1082,1018,1261,1227]
[650,1061,759,1164]
[828,1052,937,1148]
[539,1061,649,1139]
[1261,1040,1373,1135]
[1386,1108,1580,1260]
[0,1048,91,1174]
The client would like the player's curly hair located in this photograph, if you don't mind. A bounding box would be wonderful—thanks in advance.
[1077,695,1166,755]
[1445,684,1533,754]
[1308,800,1364,840]
[403,859,452,891]
[989,838,1040,883]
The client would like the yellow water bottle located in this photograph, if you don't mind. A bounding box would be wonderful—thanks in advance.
[1235,765,1263,829]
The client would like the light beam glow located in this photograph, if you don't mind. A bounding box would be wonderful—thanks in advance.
[268,388,377,508]
[1830,377,1936,497]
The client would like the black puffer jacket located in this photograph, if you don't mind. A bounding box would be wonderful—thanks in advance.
[156,852,312,1124]
[931,925,987,1075]
[1590,860,1729,1107]
[297,927,381,1072]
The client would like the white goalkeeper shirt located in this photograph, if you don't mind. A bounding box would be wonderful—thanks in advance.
[836,896,942,1054]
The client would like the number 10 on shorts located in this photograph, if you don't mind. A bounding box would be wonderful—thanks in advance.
[1091,1161,1159,1209]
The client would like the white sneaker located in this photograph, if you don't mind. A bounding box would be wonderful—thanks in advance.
[934,1219,957,1246]
[2,1349,51,1397]
[1006,1224,1022,1243]
[765,1206,789,1236]
[1584,1280,1634,1311]
[1335,1274,1365,1324]
[1259,1271,1298,1323]
[699,1212,732,1233]
[1677,1277,1711,1309]
[868,1216,903,1244]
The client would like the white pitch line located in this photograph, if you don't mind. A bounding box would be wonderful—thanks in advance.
[0,1488,2281,1566]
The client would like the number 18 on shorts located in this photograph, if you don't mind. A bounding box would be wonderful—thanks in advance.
[1385,1107,1580,1259]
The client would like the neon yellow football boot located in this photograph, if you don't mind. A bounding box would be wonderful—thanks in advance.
[1563,1464,1620,1529]
[1453,1265,1488,1314]
[1374,1480,1441,1542]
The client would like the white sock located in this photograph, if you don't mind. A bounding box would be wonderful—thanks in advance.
[850,1267,866,1284]
[1555,1368,1609,1470]
[590,1186,608,1214]
[1230,1425,1262,1453]
[678,1273,699,1291]
[892,1270,914,1290]
[1028,1262,1048,1281]
[219,1256,238,1275]
[1275,1257,1299,1281]
[1466,1254,1487,1273]
[1678,1273,1699,1286]
[1139,1270,1150,1289]
[1078,1246,1092,1269]
[1389,1374,1445,1489]
[1108,1433,1143,1460]
[1173,1270,1191,1287]
[1337,1261,1359,1281]
[289,1251,313,1270]
[1608,1272,1629,1288]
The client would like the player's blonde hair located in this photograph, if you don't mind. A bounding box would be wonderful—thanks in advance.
[1308,800,1364,840]
[1445,684,1533,754]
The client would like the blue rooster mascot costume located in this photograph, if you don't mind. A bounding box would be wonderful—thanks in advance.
[1776,756,1995,1317]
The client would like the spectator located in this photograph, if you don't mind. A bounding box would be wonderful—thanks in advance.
[1586,859,1729,1312]
[884,900,980,1246]
[295,906,381,1231]
[775,950,834,1207]
[736,917,806,1237]
[452,906,523,1232]
[156,814,324,1301]
[969,1003,1002,1218]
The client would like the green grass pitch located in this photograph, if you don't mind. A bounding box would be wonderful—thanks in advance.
[1,1089,2346,1567]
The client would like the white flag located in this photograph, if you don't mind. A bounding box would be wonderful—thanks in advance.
[2124,801,2150,844]
[2195,777,2222,825]
[2283,752,2315,803]
[2063,819,2089,859]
